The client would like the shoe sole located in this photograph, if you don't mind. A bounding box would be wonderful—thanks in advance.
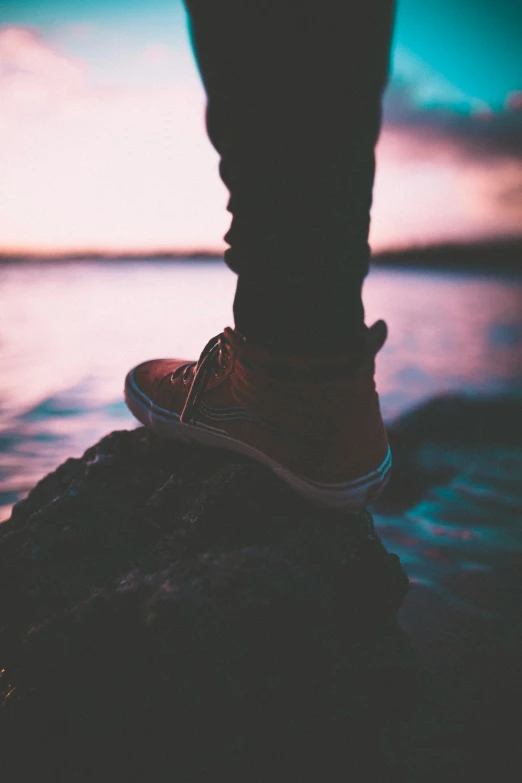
[125,370,392,511]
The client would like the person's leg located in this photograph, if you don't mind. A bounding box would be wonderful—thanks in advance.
[124,1,394,509]
[184,0,395,355]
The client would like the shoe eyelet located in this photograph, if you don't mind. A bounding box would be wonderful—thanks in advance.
[182,368,192,384]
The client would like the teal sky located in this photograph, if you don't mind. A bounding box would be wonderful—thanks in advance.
[393,0,521,109]
[1,1,187,47]
[0,0,185,29]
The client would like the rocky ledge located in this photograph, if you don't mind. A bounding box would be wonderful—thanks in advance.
[0,426,416,782]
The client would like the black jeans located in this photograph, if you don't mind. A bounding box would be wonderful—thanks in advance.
[184,0,395,355]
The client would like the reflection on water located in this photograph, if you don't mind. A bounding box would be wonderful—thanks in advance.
[1,259,522,668]
[377,441,522,668]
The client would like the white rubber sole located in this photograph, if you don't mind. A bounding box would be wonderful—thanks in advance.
[125,370,392,510]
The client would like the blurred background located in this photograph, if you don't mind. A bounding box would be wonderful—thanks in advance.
[2,0,522,254]
[1,1,522,667]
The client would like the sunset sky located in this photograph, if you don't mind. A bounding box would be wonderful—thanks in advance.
[1,0,521,254]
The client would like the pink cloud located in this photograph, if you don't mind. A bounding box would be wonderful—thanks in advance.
[0,26,84,114]
[371,128,522,249]
[51,22,99,43]
[507,91,522,111]
[140,43,174,67]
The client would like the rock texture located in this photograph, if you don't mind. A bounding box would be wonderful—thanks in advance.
[0,428,414,782]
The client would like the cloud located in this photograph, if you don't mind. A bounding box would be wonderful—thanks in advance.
[497,181,522,209]
[377,54,522,240]
[51,22,99,43]
[0,26,228,252]
[372,128,522,249]
[390,46,488,112]
[0,24,86,129]
[140,43,174,67]
[383,77,522,162]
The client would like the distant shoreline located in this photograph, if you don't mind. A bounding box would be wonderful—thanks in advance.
[1,237,521,271]
[372,237,522,271]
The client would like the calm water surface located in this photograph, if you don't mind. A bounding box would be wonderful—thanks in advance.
[1,260,522,667]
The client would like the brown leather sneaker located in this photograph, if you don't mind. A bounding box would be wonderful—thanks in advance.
[124,322,391,510]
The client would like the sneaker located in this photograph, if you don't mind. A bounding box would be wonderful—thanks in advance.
[124,322,391,510]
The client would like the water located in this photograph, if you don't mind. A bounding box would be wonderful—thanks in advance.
[1,259,522,668]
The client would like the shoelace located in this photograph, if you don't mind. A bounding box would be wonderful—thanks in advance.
[180,333,227,424]
[178,320,387,425]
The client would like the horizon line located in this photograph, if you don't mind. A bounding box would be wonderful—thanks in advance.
[0,235,521,262]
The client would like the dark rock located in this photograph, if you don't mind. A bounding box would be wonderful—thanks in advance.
[0,428,415,782]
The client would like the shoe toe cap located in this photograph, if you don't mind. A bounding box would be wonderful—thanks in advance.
[126,359,187,402]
